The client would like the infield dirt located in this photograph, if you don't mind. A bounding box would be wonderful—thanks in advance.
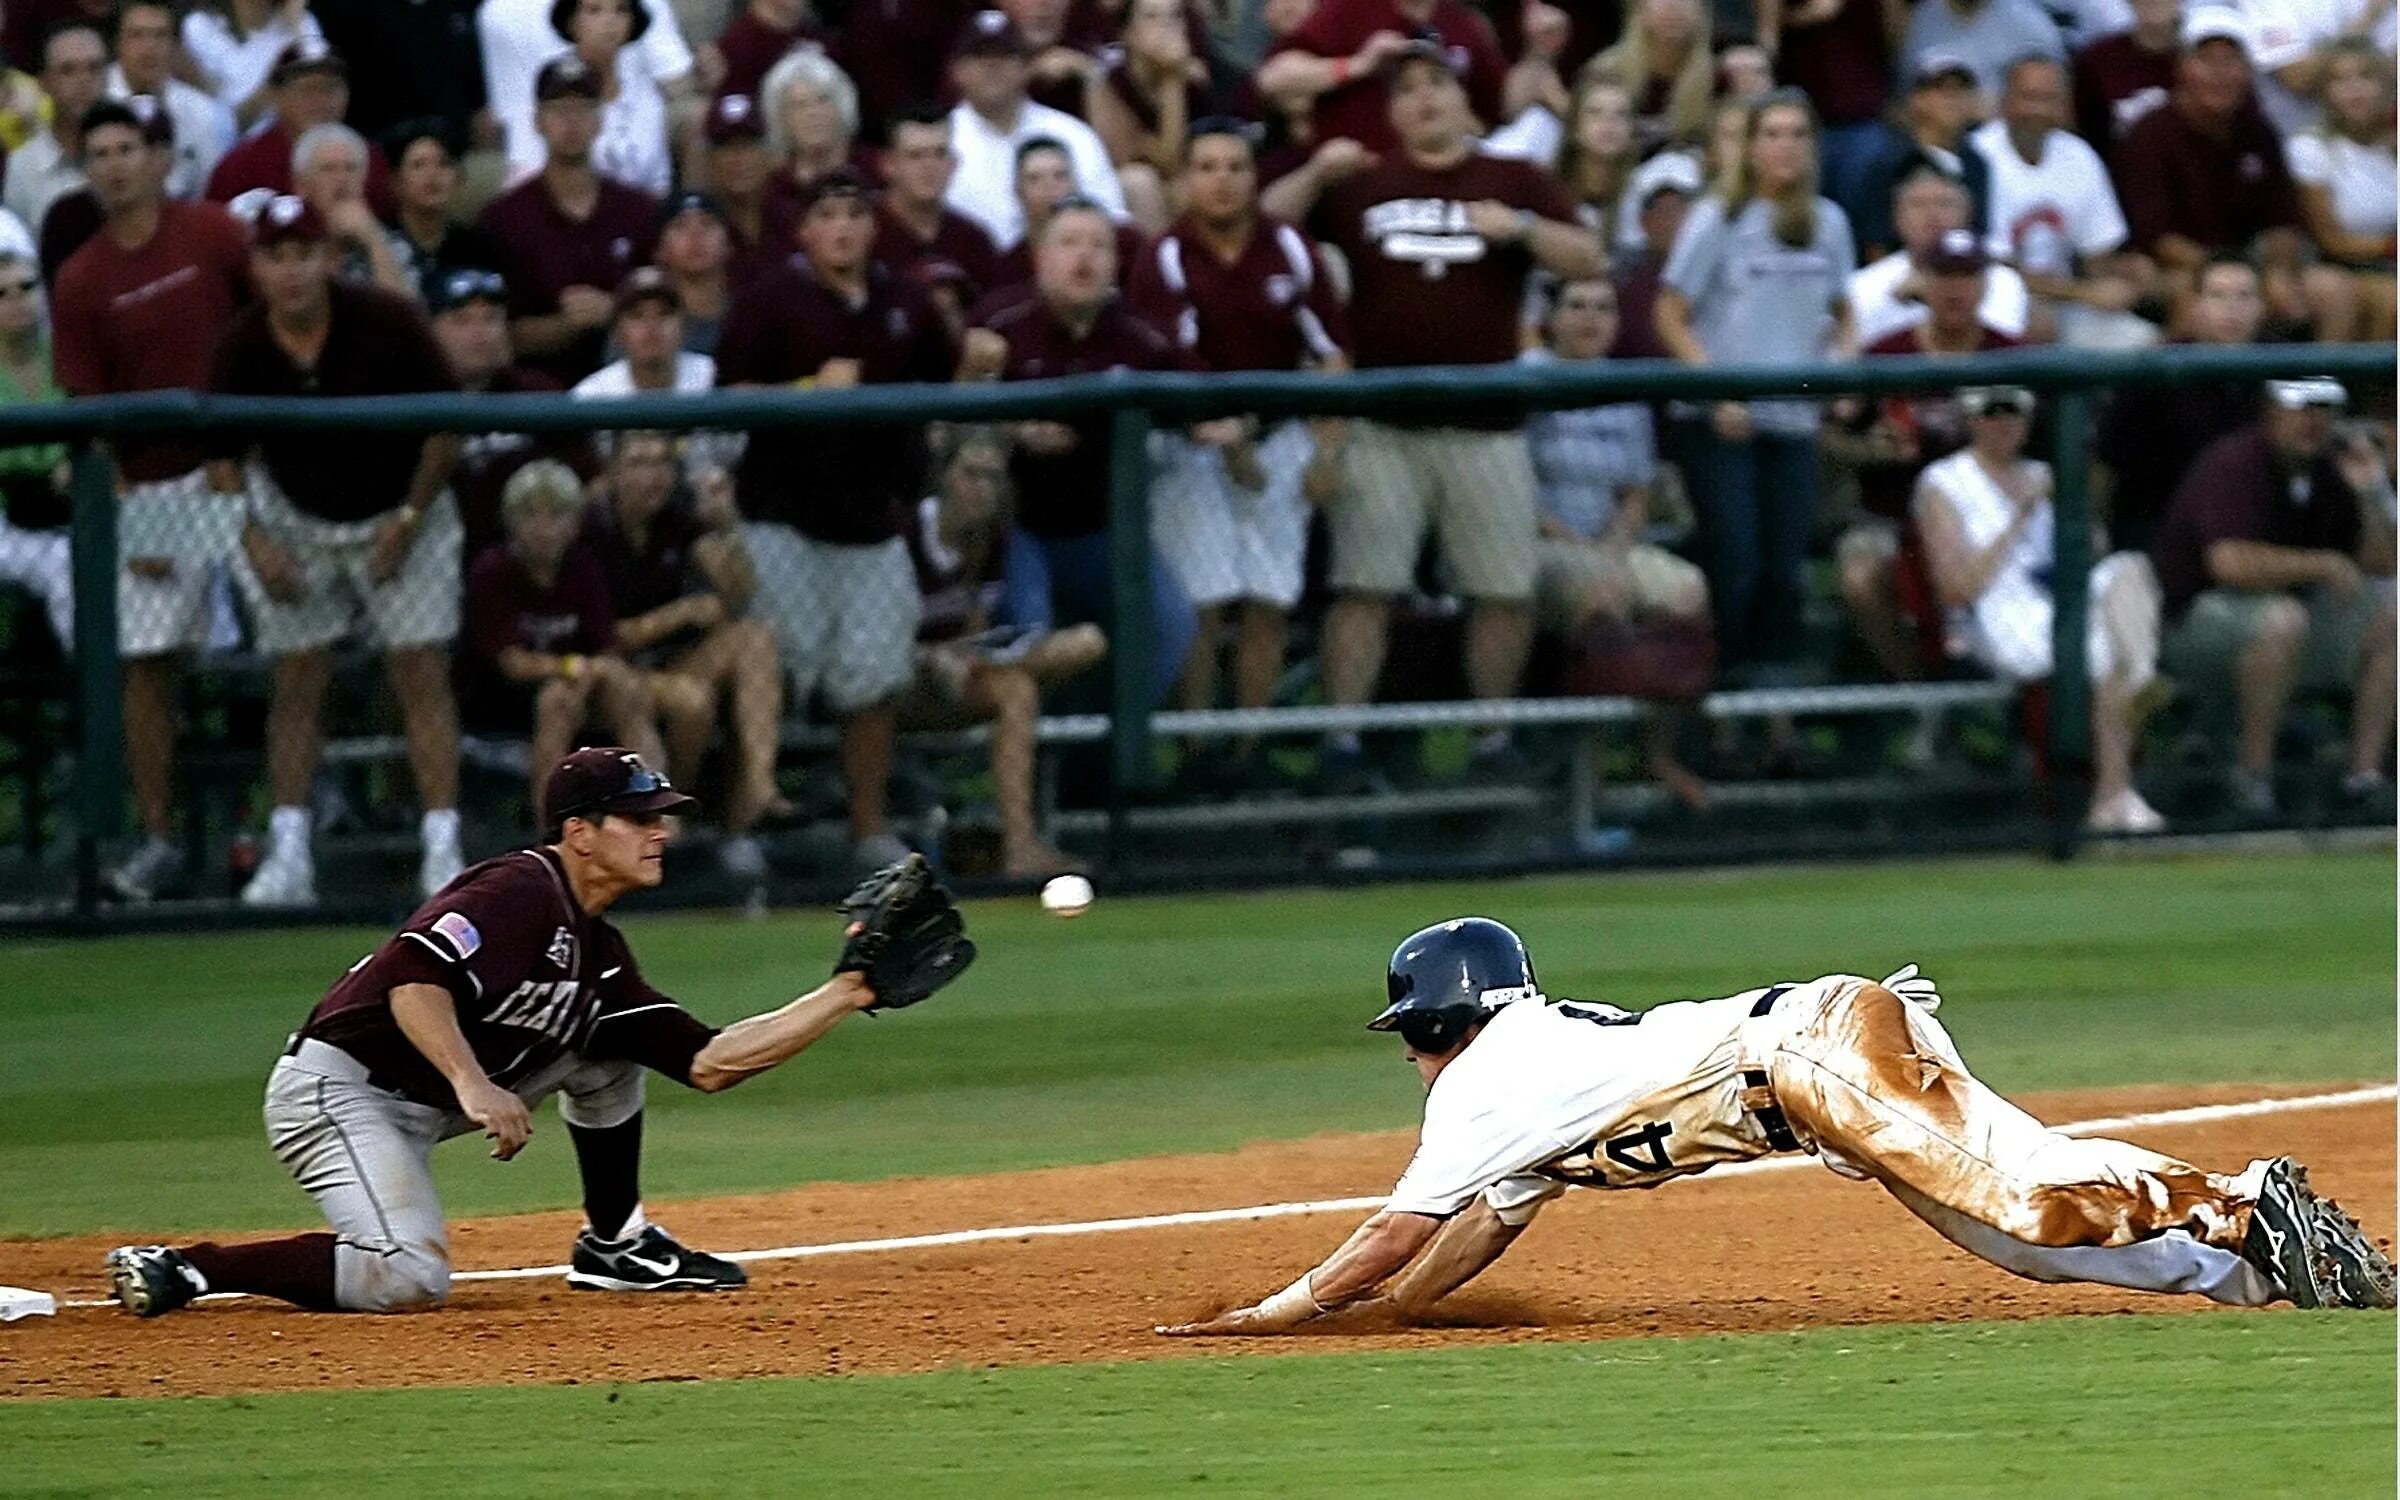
[2,1083,2389,1400]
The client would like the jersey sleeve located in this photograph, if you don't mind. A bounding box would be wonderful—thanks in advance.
[581,937,718,1086]
[1385,1092,1562,1218]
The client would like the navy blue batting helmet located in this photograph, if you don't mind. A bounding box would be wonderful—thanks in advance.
[1370,917,1541,1054]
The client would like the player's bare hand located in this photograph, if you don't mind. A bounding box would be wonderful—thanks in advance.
[1155,1302,1284,1336]
[458,1078,532,1160]
[242,524,304,603]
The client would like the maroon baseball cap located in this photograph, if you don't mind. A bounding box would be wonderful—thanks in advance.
[704,92,767,145]
[546,747,699,826]
[1922,227,1988,276]
[793,166,872,216]
[249,194,329,249]
[953,8,1032,60]
[536,54,605,104]
[270,36,346,85]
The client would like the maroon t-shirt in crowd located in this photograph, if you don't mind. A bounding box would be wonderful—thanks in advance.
[2074,33,2176,154]
[50,198,251,483]
[583,497,710,659]
[1272,0,1509,152]
[715,255,957,543]
[476,174,662,382]
[715,9,829,101]
[2112,100,2301,256]
[1776,0,1894,125]
[975,291,1187,537]
[872,201,1004,307]
[2151,425,2368,619]
[301,844,717,1109]
[1852,324,2023,519]
[726,193,801,291]
[207,281,457,523]
[1125,215,1349,372]
[451,366,592,566]
[465,538,616,663]
[835,0,978,128]
[206,125,398,219]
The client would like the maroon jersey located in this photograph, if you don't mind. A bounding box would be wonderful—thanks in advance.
[1271,0,1508,152]
[2112,100,2301,257]
[2074,33,2175,155]
[301,845,717,1108]
[873,201,1003,305]
[726,194,801,291]
[206,281,458,523]
[206,126,397,220]
[50,199,251,483]
[464,538,617,663]
[475,175,662,383]
[584,496,712,661]
[715,10,830,101]
[1126,215,1348,372]
[975,291,1187,536]
[2153,425,2366,618]
[715,255,957,543]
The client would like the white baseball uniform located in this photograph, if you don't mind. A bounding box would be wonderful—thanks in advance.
[1388,974,2278,1305]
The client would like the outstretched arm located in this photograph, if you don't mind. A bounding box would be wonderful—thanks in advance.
[1157,1209,1446,1336]
[1381,1196,1528,1316]
[686,973,876,1092]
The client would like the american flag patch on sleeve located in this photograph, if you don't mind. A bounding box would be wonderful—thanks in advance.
[430,911,482,960]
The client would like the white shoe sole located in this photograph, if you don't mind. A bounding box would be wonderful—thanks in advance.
[564,1269,740,1292]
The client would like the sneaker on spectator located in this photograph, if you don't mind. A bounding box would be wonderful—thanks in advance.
[240,849,318,909]
[850,830,913,872]
[2085,788,2167,835]
[719,834,768,879]
[2228,768,2277,818]
[106,838,184,903]
[419,840,465,900]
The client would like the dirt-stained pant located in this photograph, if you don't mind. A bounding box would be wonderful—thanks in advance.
[264,1038,646,1311]
[1760,980,2277,1307]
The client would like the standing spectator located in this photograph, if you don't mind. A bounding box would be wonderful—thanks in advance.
[717,169,968,869]
[1611,149,1704,357]
[310,0,487,149]
[1759,0,1904,217]
[35,94,168,284]
[1847,166,2030,344]
[1554,77,1642,253]
[833,0,980,134]
[758,47,875,215]
[291,123,415,296]
[463,459,668,826]
[873,104,1005,322]
[1971,54,2150,347]
[5,23,107,238]
[181,0,327,134]
[50,99,251,903]
[714,0,828,102]
[648,191,734,352]
[584,430,792,875]
[697,92,796,289]
[106,0,232,200]
[1287,42,1603,779]
[203,40,397,220]
[2151,378,2395,814]
[1088,0,1213,232]
[1128,119,1348,736]
[983,136,1148,291]
[2246,0,2396,136]
[1256,0,1506,154]
[501,0,682,199]
[1900,0,2067,101]
[1853,53,1990,257]
[384,120,510,308]
[0,251,71,655]
[479,56,662,384]
[944,10,1127,248]
[2094,253,2266,552]
[2284,37,2395,340]
[976,201,1199,708]
[575,266,741,484]
[2073,0,2179,152]
[1916,386,2169,833]
[430,266,586,565]
[480,0,692,186]
[1656,89,1856,691]
[1583,0,1716,152]
[210,196,466,908]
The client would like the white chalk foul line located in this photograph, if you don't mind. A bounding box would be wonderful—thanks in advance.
[50,1084,2396,1310]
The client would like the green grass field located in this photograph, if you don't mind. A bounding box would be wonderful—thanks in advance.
[2,851,2393,1495]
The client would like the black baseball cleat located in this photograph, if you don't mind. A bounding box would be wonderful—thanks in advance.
[2310,1194,2398,1310]
[566,1224,748,1292]
[2242,1157,2329,1309]
[105,1245,207,1317]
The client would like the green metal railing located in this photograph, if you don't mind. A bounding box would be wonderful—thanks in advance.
[8,341,2389,908]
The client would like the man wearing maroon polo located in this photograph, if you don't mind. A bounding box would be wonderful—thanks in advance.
[2111,10,2304,285]
[697,93,795,292]
[209,196,465,910]
[2074,0,2179,152]
[478,56,661,385]
[874,106,1004,318]
[49,97,251,903]
[715,169,972,871]
[1256,0,1510,153]
[202,39,395,220]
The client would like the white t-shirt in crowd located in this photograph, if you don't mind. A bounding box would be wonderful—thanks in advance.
[480,0,691,182]
[2287,130,2399,242]
[180,7,324,128]
[1847,249,2032,345]
[573,351,742,472]
[502,51,674,197]
[942,98,1127,249]
[2245,0,2397,134]
[1969,118,2129,278]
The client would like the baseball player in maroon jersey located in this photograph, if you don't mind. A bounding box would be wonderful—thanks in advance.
[104,747,975,1315]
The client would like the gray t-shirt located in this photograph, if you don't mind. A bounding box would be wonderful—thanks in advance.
[1902,0,2066,98]
[1521,347,1657,539]
[1662,194,1855,436]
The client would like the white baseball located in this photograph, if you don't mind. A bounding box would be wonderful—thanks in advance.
[1040,874,1094,917]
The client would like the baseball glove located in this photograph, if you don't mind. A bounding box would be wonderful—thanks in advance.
[835,853,977,1011]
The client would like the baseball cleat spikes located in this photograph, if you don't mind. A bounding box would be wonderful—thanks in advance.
[2242,1157,2327,1309]
[565,1224,747,1293]
[2311,1195,2398,1310]
[105,1245,206,1317]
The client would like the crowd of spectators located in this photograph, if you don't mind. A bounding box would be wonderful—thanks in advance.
[0,0,2388,903]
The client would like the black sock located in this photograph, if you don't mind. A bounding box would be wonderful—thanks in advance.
[181,1233,339,1310]
[568,1112,643,1241]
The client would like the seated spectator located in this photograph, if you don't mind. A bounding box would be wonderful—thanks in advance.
[873,105,1006,329]
[5,23,107,240]
[1848,167,2030,344]
[1916,386,2169,833]
[2247,0,2396,136]
[984,136,1147,292]
[902,429,1106,878]
[759,46,876,218]
[2151,378,2395,815]
[482,0,695,178]
[2073,0,2178,153]
[430,266,588,565]
[491,0,693,196]
[1853,53,1990,258]
[584,430,793,877]
[385,119,510,309]
[2094,253,2267,553]
[291,123,416,295]
[182,0,328,134]
[697,93,797,289]
[1717,43,1775,101]
[1759,0,1901,219]
[575,266,742,481]
[1582,0,1715,152]
[107,0,232,201]
[479,56,662,384]
[1087,0,1213,232]
[0,251,71,654]
[1610,150,1703,357]
[945,9,1127,248]
[1900,0,2065,103]
[1971,54,2153,348]
[464,458,668,825]
[1524,276,1712,808]
[2285,38,2396,341]
[646,191,733,353]
[1255,0,1507,155]
[712,0,827,103]
[204,39,396,220]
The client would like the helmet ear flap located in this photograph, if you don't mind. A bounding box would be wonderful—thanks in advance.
[1396,1010,1465,1054]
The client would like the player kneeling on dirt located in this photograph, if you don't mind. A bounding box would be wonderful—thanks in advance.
[1161,919,2395,1335]
[105,748,975,1316]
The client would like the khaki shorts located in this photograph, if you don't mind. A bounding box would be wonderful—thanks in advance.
[2162,584,2387,693]
[1330,423,1538,601]
[1535,539,1708,631]
[743,524,919,714]
[234,470,461,655]
[118,472,245,659]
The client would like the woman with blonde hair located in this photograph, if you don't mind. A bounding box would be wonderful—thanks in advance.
[1581,0,1714,152]
[2288,36,2396,341]
[1555,76,1642,251]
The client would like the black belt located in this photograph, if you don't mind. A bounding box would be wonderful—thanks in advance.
[1750,984,1793,1017]
[1743,985,1800,1151]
